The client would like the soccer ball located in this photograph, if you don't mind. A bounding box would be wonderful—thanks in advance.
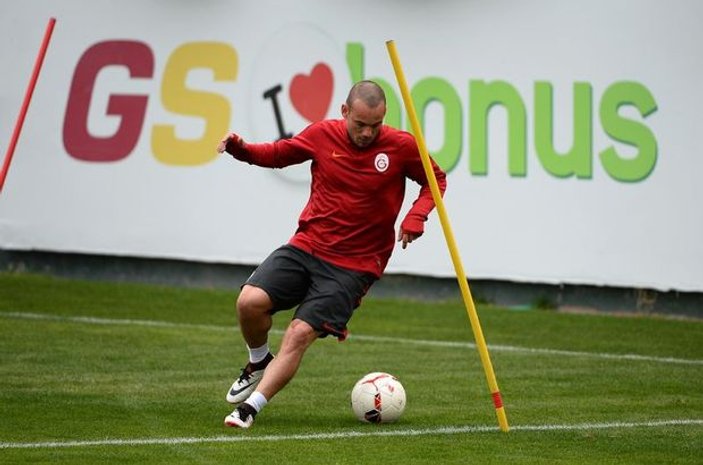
[350,372,406,423]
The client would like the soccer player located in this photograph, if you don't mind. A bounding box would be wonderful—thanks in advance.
[217,80,447,428]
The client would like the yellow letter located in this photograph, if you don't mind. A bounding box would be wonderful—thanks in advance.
[152,42,237,165]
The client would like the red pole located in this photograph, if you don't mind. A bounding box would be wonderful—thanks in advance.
[0,17,57,194]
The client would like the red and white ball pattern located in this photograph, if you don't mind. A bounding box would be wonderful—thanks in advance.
[351,372,406,423]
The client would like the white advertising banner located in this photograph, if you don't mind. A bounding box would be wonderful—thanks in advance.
[1,1,701,291]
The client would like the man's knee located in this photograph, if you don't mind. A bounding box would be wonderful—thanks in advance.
[237,285,273,319]
[282,319,320,350]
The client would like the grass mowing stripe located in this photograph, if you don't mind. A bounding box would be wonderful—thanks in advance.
[1,419,701,450]
[2,311,702,366]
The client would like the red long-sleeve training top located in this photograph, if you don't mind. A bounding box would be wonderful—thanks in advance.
[229,119,447,278]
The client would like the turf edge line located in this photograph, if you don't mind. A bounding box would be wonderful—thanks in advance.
[2,311,702,366]
[1,419,701,450]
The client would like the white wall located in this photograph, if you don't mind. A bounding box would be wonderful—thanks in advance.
[1,0,701,291]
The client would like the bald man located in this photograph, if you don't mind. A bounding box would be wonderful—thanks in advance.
[217,80,447,428]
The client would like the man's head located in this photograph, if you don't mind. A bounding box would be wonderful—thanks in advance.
[341,80,386,149]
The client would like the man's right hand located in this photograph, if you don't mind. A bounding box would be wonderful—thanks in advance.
[217,132,245,154]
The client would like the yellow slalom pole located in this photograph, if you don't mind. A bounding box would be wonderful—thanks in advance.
[386,40,509,432]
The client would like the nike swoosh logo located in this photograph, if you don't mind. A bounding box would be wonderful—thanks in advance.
[332,151,349,158]
[229,385,252,396]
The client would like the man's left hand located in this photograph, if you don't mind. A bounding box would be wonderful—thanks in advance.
[397,229,420,249]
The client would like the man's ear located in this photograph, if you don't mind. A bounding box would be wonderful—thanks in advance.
[341,103,349,118]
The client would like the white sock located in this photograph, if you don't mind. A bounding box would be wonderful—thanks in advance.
[246,391,268,413]
[248,343,270,364]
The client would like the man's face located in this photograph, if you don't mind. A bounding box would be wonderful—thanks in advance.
[342,99,386,149]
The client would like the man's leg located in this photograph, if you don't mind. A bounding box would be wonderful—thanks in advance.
[224,318,318,428]
[225,285,276,404]
[256,318,319,399]
[236,284,274,348]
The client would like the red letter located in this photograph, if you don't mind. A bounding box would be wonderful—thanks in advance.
[63,40,153,162]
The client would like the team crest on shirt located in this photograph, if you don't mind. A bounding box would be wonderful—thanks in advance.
[374,153,389,172]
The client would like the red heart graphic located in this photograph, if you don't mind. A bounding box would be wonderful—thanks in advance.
[289,63,334,122]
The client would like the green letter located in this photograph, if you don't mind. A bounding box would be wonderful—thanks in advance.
[534,81,592,178]
[599,81,658,182]
[410,77,462,172]
[469,80,527,176]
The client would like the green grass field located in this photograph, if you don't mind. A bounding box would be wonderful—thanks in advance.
[1,272,701,464]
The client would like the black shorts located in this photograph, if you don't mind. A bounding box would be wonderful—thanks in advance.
[245,245,376,341]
